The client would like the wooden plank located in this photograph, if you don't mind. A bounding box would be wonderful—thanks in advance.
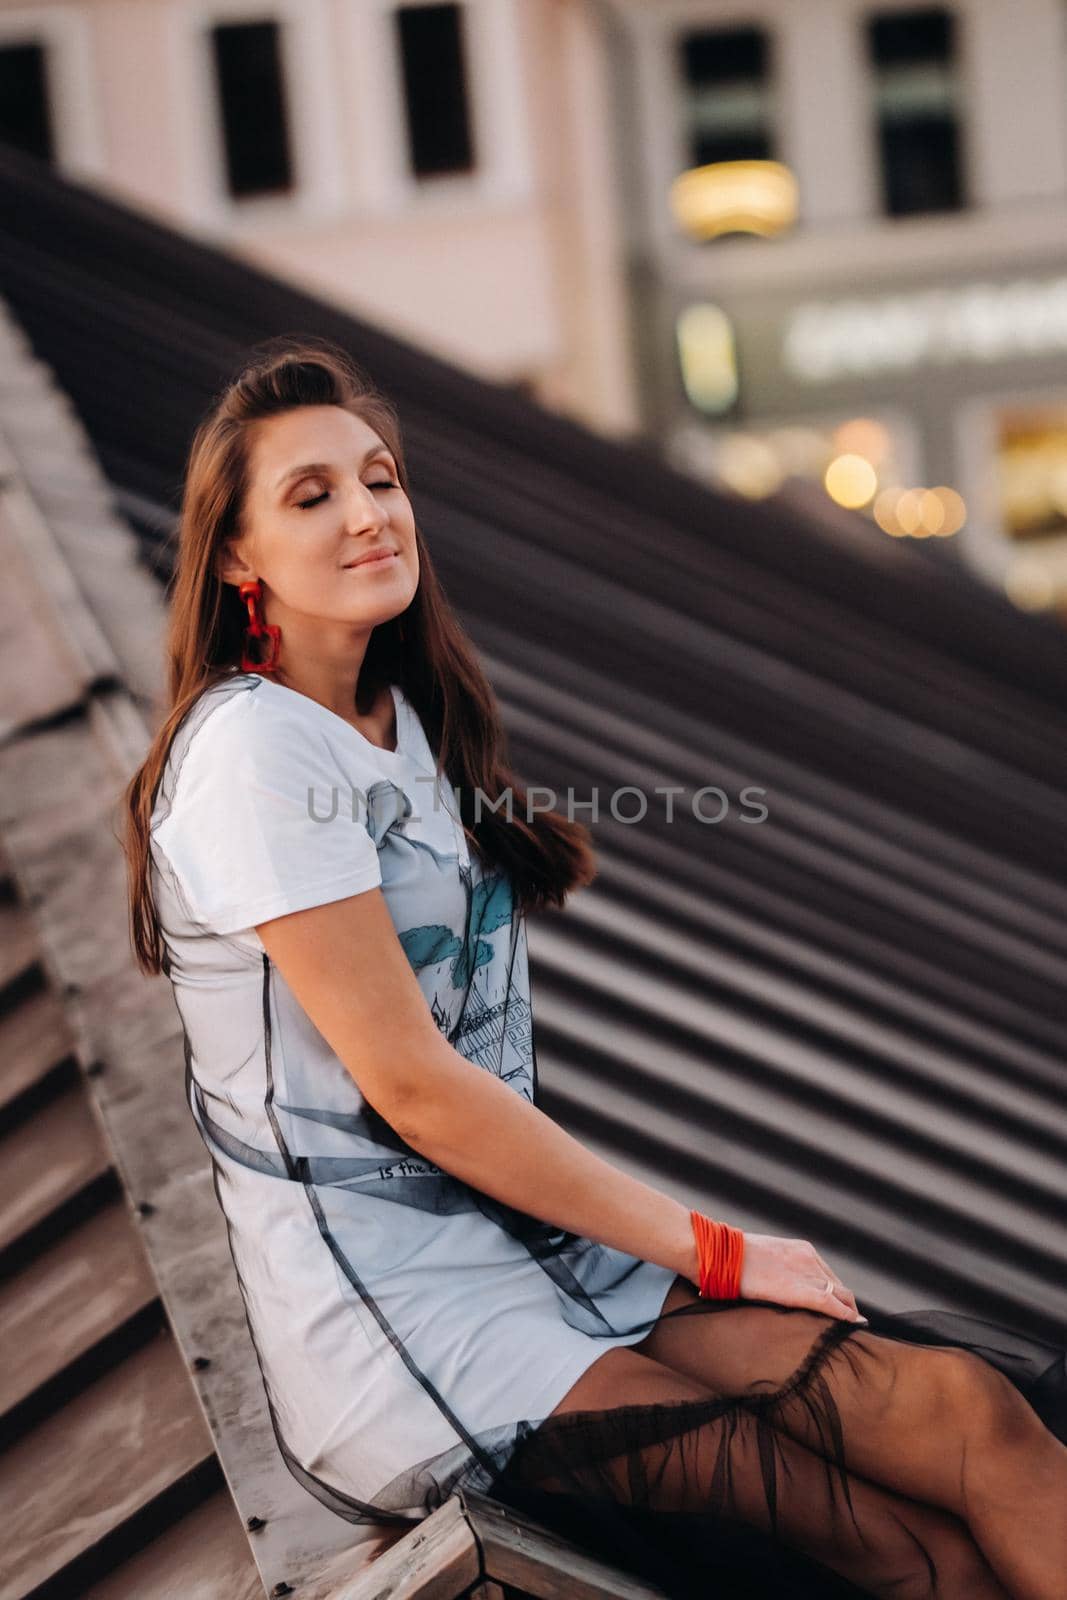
[0,983,77,1115]
[0,895,41,999]
[464,1492,668,1600]
[0,717,380,1598]
[334,1496,481,1599]
[333,1490,671,1600]
[0,1196,157,1415]
[0,433,120,689]
[81,1488,264,1600]
[0,1327,215,1600]
[0,1080,110,1253]
[139,1163,390,1599]
[0,330,166,706]
[0,492,90,740]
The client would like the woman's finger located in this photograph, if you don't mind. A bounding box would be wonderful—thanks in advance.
[812,1254,860,1317]
[816,1279,858,1320]
[815,1273,861,1320]
[832,1279,859,1313]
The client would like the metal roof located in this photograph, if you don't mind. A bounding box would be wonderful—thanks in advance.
[1,137,1066,1597]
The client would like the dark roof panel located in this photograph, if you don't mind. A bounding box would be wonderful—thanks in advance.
[1,134,1066,1597]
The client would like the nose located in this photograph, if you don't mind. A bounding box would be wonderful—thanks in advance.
[343,478,387,534]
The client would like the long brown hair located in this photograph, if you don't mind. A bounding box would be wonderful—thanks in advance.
[124,336,596,976]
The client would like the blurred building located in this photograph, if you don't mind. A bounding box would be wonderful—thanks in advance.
[4,0,1067,615]
[0,0,639,433]
[603,0,1067,616]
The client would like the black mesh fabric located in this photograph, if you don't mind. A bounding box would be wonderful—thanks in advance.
[479,1292,1067,1598]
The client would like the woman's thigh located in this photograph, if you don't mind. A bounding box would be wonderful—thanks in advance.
[533,1343,1007,1599]
[631,1275,863,1401]
[628,1274,1012,1522]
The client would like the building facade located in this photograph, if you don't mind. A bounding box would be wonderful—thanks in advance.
[0,0,641,435]
[604,0,1067,612]
[5,0,1067,610]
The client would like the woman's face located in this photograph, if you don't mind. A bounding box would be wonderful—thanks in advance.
[222,404,419,635]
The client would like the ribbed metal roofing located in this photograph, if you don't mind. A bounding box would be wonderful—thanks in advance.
[1,137,1065,1597]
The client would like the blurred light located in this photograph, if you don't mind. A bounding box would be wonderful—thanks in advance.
[831,417,892,467]
[1049,461,1067,516]
[824,452,878,508]
[676,304,739,413]
[997,414,1067,538]
[873,488,908,535]
[715,433,783,498]
[1000,454,1048,523]
[669,160,799,241]
[929,486,966,535]
[895,488,926,535]
[870,484,966,537]
[917,490,944,535]
[1005,558,1056,610]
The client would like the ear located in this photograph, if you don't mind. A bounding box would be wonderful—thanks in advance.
[215,539,256,588]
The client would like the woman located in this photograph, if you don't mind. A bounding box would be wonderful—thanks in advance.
[124,337,1067,1600]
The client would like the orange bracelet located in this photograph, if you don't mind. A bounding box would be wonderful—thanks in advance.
[690,1209,745,1299]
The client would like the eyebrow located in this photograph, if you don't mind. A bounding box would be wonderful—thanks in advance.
[274,442,395,492]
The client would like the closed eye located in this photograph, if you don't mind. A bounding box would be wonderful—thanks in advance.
[297,481,398,510]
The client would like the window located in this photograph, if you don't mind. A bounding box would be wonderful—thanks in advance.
[0,40,54,162]
[676,303,739,415]
[396,3,475,178]
[677,26,774,169]
[865,7,964,215]
[996,408,1067,543]
[210,19,293,197]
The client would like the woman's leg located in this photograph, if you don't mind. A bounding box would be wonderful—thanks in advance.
[631,1277,1067,1600]
[530,1341,1010,1599]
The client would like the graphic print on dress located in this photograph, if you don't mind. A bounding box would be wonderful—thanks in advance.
[268,774,532,1210]
[400,861,623,1336]
[362,775,414,847]
[399,869,535,1099]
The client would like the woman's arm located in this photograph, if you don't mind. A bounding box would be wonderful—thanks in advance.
[255,886,700,1285]
[398,1030,700,1282]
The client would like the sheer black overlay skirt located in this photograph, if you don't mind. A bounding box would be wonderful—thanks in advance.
[484,1293,1067,1599]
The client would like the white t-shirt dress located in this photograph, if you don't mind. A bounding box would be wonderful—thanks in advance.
[149,670,677,1524]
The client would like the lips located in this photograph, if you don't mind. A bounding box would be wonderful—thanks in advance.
[344,550,398,569]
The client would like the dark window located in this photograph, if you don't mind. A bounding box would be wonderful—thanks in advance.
[210,20,292,198]
[677,25,773,169]
[396,3,475,178]
[0,41,54,162]
[866,7,964,215]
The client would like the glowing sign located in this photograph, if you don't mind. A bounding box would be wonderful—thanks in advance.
[783,277,1067,382]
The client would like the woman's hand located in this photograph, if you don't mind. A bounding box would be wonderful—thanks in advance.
[739,1232,868,1324]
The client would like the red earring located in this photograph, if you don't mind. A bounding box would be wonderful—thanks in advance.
[238,579,281,672]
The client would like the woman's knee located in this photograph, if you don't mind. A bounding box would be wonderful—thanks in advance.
[934,1347,1035,1454]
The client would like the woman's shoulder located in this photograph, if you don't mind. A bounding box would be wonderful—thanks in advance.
[174,671,353,766]
[184,672,261,741]
[154,675,260,808]
[153,673,323,831]
[150,672,385,936]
